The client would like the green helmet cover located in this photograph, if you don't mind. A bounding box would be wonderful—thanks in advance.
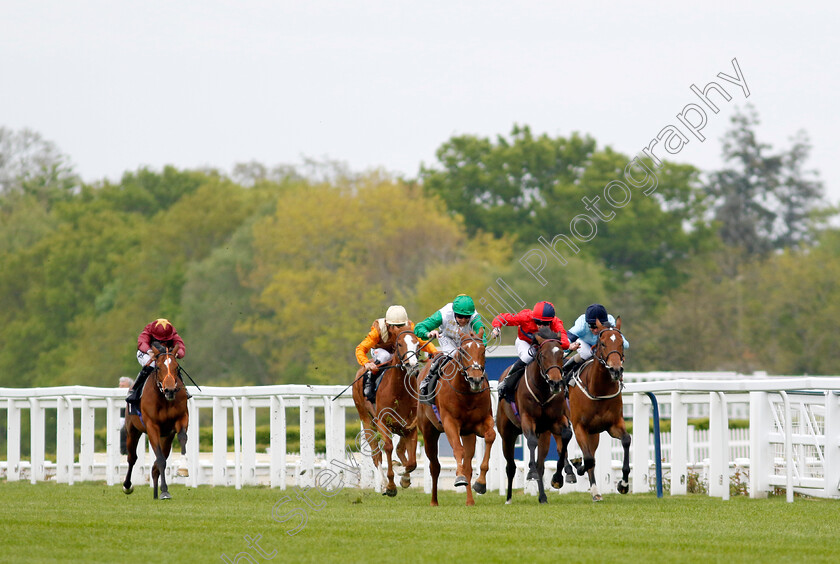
[452,295,475,316]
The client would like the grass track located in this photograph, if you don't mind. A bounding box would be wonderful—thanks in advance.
[1,481,838,563]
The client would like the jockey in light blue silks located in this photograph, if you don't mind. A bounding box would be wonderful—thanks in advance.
[563,303,629,387]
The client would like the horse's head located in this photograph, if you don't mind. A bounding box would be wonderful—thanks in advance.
[391,326,422,379]
[534,327,565,395]
[151,346,181,401]
[594,317,624,381]
[457,328,486,392]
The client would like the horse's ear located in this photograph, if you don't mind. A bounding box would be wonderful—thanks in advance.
[595,319,604,330]
[615,316,621,331]
[477,326,485,340]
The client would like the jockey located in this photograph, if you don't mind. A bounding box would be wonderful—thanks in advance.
[492,301,569,402]
[562,303,629,386]
[414,294,486,404]
[355,305,437,403]
[126,318,187,407]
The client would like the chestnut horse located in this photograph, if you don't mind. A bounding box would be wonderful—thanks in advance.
[123,345,190,500]
[567,318,630,501]
[352,326,424,496]
[416,328,496,506]
[496,328,573,503]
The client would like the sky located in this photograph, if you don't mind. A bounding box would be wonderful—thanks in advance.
[3,1,839,204]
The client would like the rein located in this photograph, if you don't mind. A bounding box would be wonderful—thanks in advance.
[523,339,564,407]
[573,329,625,400]
[441,336,490,395]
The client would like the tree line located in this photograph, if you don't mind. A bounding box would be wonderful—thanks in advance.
[0,106,835,388]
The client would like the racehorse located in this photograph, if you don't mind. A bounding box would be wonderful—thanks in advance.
[352,326,424,496]
[496,327,573,504]
[416,328,496,506]
[566,318,630,501]
[123,345,190,500]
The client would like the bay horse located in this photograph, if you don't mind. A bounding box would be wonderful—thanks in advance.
[416,328,496,506]
[567,318,630,501]
[352,326,424,496]
[496,327,573,503]
[123,345,190,500]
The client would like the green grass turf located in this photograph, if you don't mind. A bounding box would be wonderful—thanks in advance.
[0,481,838,563]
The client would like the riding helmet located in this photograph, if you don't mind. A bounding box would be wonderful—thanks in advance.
[531,301,555,322]
[384,305,409,325]
[150,318,176,341]
[452,294,476,316]
[585,304,609,326]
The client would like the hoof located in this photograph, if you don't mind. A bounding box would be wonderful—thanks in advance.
[526,469,539,481]
[160,491,172,500]
[123,485,134,495]
[592,494,602,502]
[565,472,577,484]
[383,488,398,497]
[505,499,512,505]
[617,482,629,495]
[472,481,486,495]
[177,468,189,477]
[551,479,562,490]
[539,494,548,504]
[454,475,468,488]
[400,476,411,489]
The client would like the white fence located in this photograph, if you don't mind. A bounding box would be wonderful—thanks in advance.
[1,378,839,501]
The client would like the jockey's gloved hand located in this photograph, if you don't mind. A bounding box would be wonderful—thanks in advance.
[490,327,500,339]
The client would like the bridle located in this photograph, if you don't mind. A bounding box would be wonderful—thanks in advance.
[393,328,426,377]
[443,335,489,394]
[593,327,625,370]
[571,327,625,401]
[154,350,182,397]
[523,338,565,405]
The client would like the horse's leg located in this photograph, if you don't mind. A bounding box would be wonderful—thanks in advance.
[145,424,165,500]
[473,417,496,495]
[176,414,189,477]
[422,423,441,507]
[610,421,632,494]
[157,433,175,500]
[551,424,573,489]
[574,423,601,502]
[499,416,519,504]
[535,432,550,504]
[381,430,397,497]
[123,419,140,495]
[462,434,477,507]
[398,431,418,489]
[442,418,468,490]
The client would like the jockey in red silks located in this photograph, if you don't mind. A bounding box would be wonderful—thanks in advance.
[492,301,569,402]
[125,318,187,407]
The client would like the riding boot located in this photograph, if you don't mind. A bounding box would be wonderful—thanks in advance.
[126,365,153,407]
[363,370,377,403]
[562,354,582,389]
[419,360,440,406]
[498,359,527,402]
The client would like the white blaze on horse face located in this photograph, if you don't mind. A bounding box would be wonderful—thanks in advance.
[403,335,418,366]
[552,346,560,354]
[610,334,616,342]
[164,358,172,367]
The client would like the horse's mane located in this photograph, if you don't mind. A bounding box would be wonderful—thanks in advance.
[536,326,559,341]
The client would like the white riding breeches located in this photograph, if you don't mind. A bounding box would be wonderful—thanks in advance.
[515,338,535,363]
[578,340,594,361]
[372,348,393,364]
[137,349,153,367]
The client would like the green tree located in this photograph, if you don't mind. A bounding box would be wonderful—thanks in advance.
[704,105,828,256]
